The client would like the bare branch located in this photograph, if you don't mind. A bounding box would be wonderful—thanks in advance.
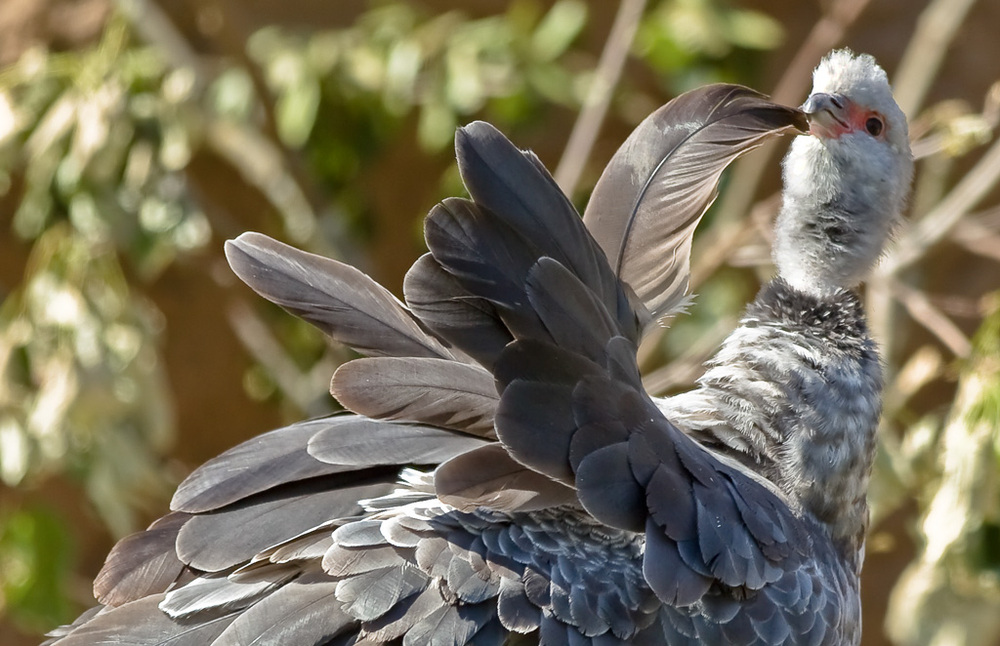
[951,215,1000,263]
[892,0,980,117]
[554,0,648,196]
[226,300,333,416]
[204,119,318,243]
[887,277,972,358]
[641,317,734,396]
[114,0,206,88]
[884,131,1000,273]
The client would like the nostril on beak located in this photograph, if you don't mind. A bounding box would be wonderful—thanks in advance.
[802,93,848,116]
[801,94,825,115]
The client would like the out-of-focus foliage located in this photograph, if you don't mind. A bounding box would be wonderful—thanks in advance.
[0,0,616,635]
[0,226,174,536]
[0,16,211,276]
[885,299,1000,646]
[238,0,595,244]
[0,504,76,632]
[248,1,589,153]
[0,14,190,539]
[636,0,783,91]
[0,1,600,531]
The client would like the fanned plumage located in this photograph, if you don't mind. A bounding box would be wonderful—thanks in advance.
[331,357,497,437]
[93,512,189,607]
[51,595,238,646]
[171,417,370,514]
[225,232,456,360]
[430,122,830,630]
[455,121,647,339]
[50,51,908,646]
[583,85,807,321]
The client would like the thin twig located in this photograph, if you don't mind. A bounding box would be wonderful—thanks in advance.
[227,300,333,416]
[951,217,1000,263]
[881,345,944,416]
[886,277,972,358]
[883,131,1000,273]
[690,192,781,288]
[641,317,735,395]
[113,0,206,89]
[892,0,980,117]
[204,119,319,243]
[554,0,648,196]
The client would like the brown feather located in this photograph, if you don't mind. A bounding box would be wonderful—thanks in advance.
[434,444,578,512]
[331,357,498,438]
[93,513,189,607]
[225,232,454,359]
[583,85,806,321]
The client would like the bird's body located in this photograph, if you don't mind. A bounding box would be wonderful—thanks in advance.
[660,279,882,562]
[46,50,911,646]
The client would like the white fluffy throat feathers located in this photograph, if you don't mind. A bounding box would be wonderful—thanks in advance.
[772,50,914,299]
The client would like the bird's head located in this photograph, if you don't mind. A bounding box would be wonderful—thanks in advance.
[774,50,914,297]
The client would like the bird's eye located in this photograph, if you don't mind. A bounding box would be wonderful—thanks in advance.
[865,117,883,137]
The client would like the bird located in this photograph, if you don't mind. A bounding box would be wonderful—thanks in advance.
[45,49,912,646]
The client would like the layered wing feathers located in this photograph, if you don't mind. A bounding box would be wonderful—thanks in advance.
[50,87,840,646]
[583,85,807,320]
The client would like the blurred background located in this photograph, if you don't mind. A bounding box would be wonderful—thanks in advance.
[0,0,998,644]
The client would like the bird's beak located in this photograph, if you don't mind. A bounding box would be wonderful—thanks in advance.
[801,92,852,139]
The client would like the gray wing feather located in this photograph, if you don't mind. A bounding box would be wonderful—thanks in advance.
[582,85,806,321]
[262,527,336,564]
[159,567,297,619]
[336,566,428,621]
[176,482,393,572]
[362,585,449,643]
[434,444,577,513]
[307,419,489,466]
[331,357,498,437]
[211,574,353,646]
[403,252,512,369]
[42,606,103,644]
[496,577,540,633]
[225,232,454,359]
[171,418,357,514]
[94,512,189,607]
[51,595,237,646]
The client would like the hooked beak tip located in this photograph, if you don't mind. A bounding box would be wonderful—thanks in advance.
[802,92,850,138]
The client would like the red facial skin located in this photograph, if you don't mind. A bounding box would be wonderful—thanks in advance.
[808,97,885,140]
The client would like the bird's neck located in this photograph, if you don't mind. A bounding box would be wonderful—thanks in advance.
[772,135,898,297]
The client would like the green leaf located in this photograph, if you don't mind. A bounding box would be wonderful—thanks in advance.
[531,0,587,62]
[0,505,77,631]
[277,78,321,148]
[724,9,784,51]
[417,99,457,151]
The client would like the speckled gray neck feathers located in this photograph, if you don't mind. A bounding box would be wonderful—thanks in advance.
[674,278,881,562]
[745,278,873,356]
